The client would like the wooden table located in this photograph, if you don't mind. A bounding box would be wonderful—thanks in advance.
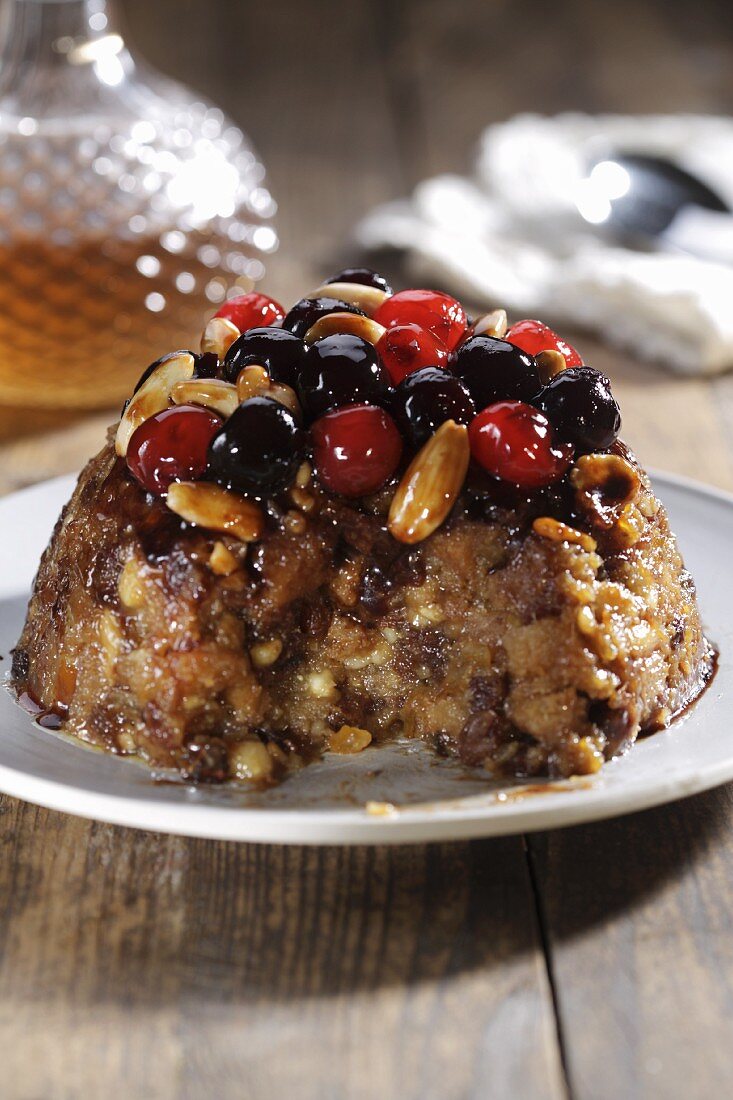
[2,1,733,1096]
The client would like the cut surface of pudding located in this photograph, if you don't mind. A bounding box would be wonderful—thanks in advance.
[13,278,715,786]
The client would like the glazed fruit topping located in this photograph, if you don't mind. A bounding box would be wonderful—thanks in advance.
[325,267,393,294]
[215,292,285,331]
[127,404,222,496]
[506,318,583,368]
[224,326,306,388]
[208,396,305,497]
[391,367,475,448]
[373,289,468,351]
[377,323,450,385]
[537,367,621,453]
[298,332,392,419]
[121,272,626,546]
[311,404,403,498]
[452,334,541,409]
[281,296,366,339]
[469,401,573,488]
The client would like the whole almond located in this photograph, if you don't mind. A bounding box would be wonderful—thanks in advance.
[170,378,239,418]
[311,281,388,317]
[473,308,508,338]
[536,349,567,384]
[236,364,270,402]
[115,351,195,457]
[304,311,387,346]
[166,482,264,542]
[388,420,470,544]
[201,316,240,359]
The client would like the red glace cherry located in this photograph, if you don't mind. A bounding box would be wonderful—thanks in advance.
[468,400,573,488]
[311,403,403,498]
[373,289,468,351]
[377,322,450,385]
[505,319,583,367]
[215,292,284,332]
[127,405,223,496]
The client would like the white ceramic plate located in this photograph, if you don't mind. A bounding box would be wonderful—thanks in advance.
[0,472,730,844]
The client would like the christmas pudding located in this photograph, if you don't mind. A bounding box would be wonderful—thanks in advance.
[13,270,715,785]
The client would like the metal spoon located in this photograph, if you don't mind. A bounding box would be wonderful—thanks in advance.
[576,153,732,260]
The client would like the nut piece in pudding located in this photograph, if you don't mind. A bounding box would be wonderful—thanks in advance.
[14,280,715,787]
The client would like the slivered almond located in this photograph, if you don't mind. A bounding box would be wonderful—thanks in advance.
[201,316,240,358]
[536,349,567,384]
[236,364,270,402]
[312,281,388,316]
[166,482,264,542]
[473,308,508,338]
[171,378,239,418]
[304,311,387,346]
[388,420,470,544]
[115,351,195,457]
[532,516,597,552]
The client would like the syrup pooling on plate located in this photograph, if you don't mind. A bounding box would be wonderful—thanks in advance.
[117,278,622,544]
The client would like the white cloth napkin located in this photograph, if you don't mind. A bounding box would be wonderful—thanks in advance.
[357,113,733,374]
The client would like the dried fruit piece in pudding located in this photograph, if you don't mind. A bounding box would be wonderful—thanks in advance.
[505,318,583,367]
[311,404,403,498]
[537,367,621,453]
[469,400,573,488]
[298,333,392,420]
[281,296,366,338]
[224,326,306,388]
[452,335,541,409]
[377,323,450,385]
[374,289,468,351]
[391,367,475,448]
[215,292,284,332]
[127,404,222,495]
[324,267,393,294]
[208,396,305,496]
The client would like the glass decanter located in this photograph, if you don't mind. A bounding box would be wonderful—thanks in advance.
[0,0,277,408]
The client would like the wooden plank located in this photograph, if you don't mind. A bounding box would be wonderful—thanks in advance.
[0,798,564,1100]
[528,787,733,1099]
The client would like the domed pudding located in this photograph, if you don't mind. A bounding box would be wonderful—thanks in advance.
[13,278,715,785]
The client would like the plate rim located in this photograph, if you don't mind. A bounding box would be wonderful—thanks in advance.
[0,467,730,845]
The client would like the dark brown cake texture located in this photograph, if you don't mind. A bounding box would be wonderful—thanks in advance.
[13,280,715,786]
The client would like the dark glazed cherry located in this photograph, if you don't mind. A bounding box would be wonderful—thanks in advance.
[223,326,306,387]
[391,367,475,448]
[215,292,284,332]
[127,404,222,496]
[325,267,393,294]
[469,401,573,488]
[451,335,541,409]
[505,319,583,367]
[373,288,468,351]
[377,323,450,385]
[298,333,392,420]
[207,396,305,496]
[281,296,366,338]
[311,403,403,498]
[537,367,621,453]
